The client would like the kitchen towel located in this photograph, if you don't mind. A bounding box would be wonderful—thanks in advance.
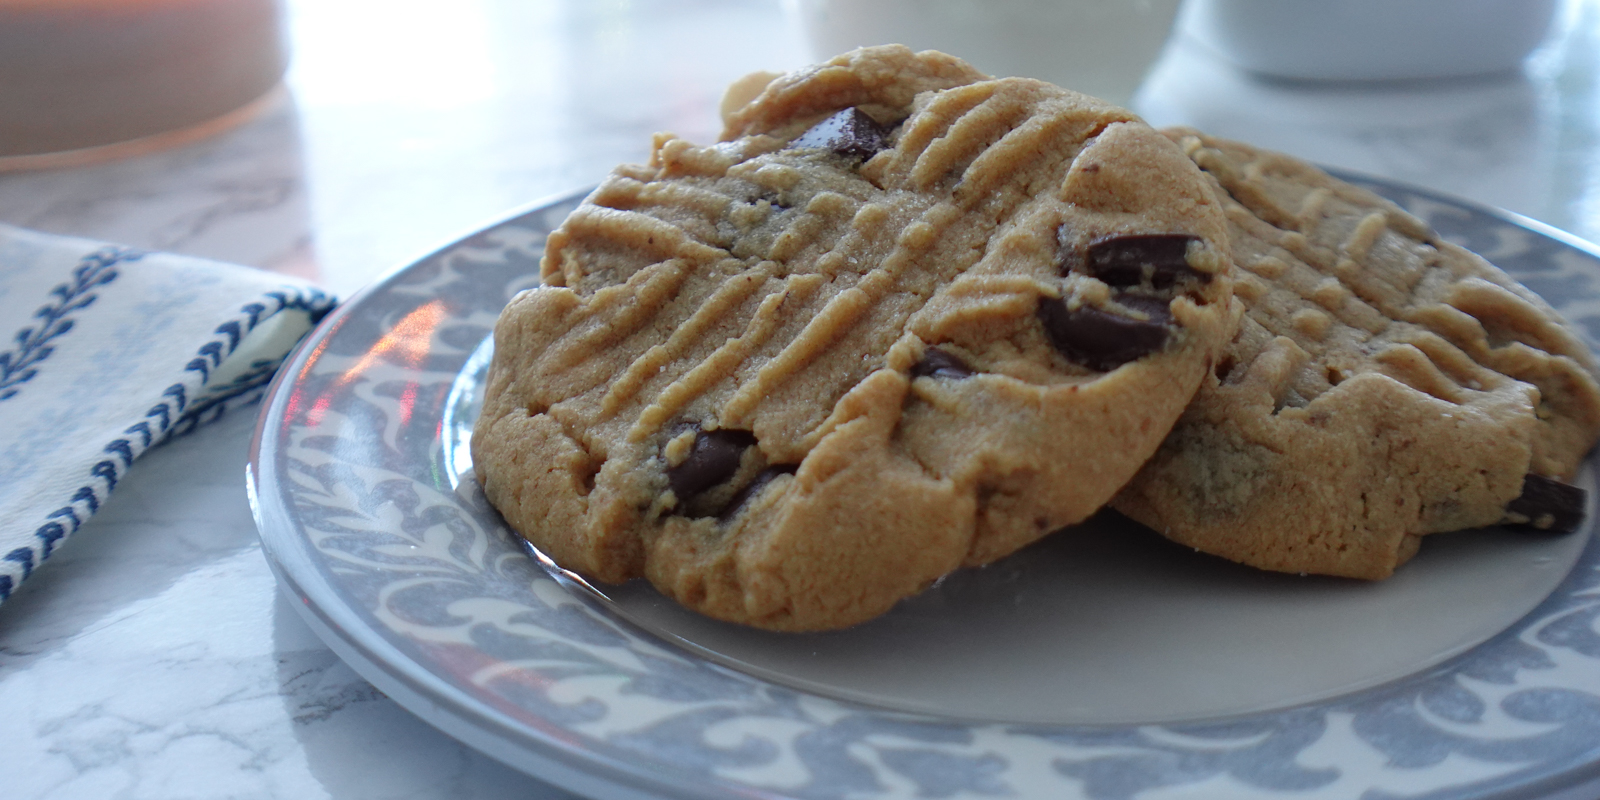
[0,223,334,602]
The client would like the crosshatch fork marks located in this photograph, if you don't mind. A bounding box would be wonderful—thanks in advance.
[537,83,1124,453]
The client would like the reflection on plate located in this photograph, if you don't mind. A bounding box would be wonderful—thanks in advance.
[252,177,1600,800]
[443,334,1590,727]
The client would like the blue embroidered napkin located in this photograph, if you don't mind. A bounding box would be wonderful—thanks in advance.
[0,224,334,602]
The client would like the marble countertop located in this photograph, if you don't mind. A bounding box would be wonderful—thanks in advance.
[4,1,1600,797]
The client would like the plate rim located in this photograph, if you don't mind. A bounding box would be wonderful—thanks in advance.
[249,175,1600,800]
[248,185,764,800]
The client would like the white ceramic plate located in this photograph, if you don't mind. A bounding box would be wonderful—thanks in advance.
[250,176,1600,800]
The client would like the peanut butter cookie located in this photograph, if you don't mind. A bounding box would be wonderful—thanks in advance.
[474,48,1234,630]
[1114,129,1600,579]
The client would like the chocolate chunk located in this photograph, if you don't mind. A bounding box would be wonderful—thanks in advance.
[1504,474,1586,532]
[719,464,799,522]
[1038,295,1172,372]
[1084,234,1205,289]
[668,429,757,503]
[790,107,889,160]
[912,347,975,380]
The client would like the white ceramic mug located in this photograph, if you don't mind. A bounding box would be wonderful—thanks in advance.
[787,0,1184,107]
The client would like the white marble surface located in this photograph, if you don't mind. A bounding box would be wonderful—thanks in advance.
[3,0,1600,797]
[0,411,549,798]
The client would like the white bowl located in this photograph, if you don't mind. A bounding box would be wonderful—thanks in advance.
[1179,0,1560,81]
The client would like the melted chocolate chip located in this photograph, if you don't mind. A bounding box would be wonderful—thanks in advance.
[1505,474,1586,532]
[1038,295,1172,372]
[1084,234,1206,289]
[790,107,889,160]
[667,429,757,503]
[718,464,799,522]
[912,347,975,380]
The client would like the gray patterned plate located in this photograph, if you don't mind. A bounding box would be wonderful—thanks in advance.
[250,177,1600,800]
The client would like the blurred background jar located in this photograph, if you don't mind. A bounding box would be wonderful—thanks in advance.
[0,0,287,168]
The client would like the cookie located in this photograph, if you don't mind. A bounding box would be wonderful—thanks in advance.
[473,46,1234,631]
[1113,129,1600,579]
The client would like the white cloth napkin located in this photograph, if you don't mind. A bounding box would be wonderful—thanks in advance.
[0,224,334,602]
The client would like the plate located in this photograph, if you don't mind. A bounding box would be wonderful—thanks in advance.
[250,176,1600,800]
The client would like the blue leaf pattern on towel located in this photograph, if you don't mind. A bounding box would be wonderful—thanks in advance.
[5,276,335,604]
[0,246,141,402]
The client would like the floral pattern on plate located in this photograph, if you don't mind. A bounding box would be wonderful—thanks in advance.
[251,177,1600,800]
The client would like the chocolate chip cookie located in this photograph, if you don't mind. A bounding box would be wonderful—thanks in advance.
[1113,129,1600,579]
[473,47,1235,630]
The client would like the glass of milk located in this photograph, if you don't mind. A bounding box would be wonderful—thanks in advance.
[786,0,1185,108]
[0,0,287,168]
